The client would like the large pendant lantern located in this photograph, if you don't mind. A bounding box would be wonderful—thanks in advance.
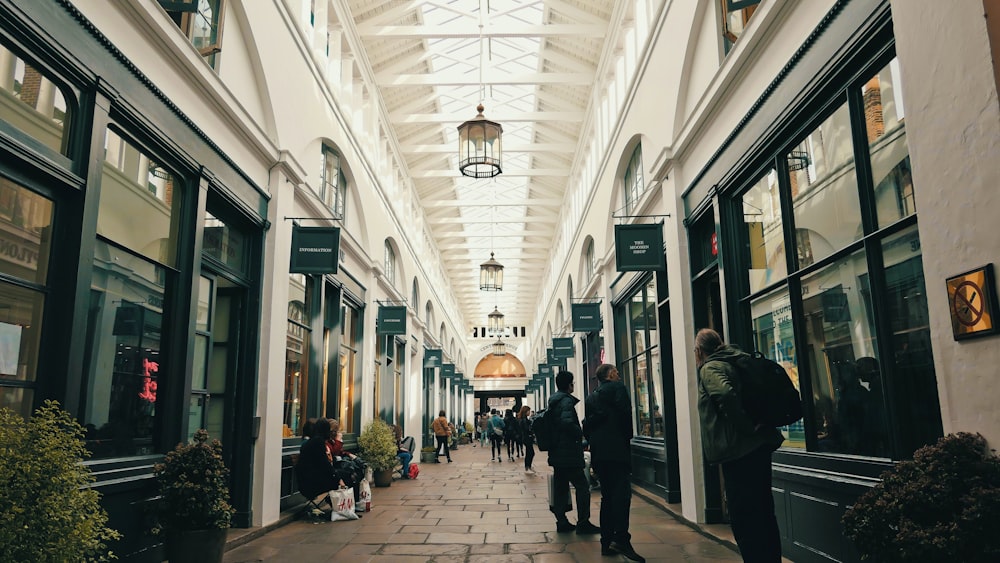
[479,252,504,291]
[488,306,505,336]
[458,104,503,178]
[492,337,506,357]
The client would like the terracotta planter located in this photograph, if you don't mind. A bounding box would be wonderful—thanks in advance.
[165,527,227,563]
[373,468,394,487]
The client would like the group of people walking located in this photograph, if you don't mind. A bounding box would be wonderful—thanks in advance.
[475,407,538,474]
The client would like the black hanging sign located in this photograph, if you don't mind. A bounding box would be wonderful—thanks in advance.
[424,349,442,368]
[290,226,340,274]
[614,223,665,271]
[571,303,602,332]
[376,305,407,335]
[539,364,552,377]
[442,363,455,379]
[552,337,575,359]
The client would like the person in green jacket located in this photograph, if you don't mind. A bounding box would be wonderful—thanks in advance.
[695,328,783,563]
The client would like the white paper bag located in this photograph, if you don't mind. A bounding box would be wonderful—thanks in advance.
[330,487,358,521]
[359,479,372,512]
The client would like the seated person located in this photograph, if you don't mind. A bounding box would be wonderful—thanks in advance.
[393,424,413,479]
[296,418,361,513]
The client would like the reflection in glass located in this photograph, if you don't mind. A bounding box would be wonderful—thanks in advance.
[82,241,166,458]
[0,386,31,419]
[0,45,70,154]
[100,128,181,266]
[881,226,941,455]
[743,169,785,293]
[203,211,247,273]
[750,288,804,448]
[0,177,54,285]
[800,250,889,456]
[283,274,309,438]
[789,102,862,268]
[864,59,915,227]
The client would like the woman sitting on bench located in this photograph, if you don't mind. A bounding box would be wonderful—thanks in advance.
[296,417,362,515]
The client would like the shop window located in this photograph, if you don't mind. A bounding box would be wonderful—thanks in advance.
[721,0,760,54]
[750,287,803,448]
[100,127,182,267]
[160,0,226,69]
[338,302,360,433]
[282,273,310,438]
[788,101,862,269]
[0,178,51,418]
[743,168,785,293]
[865,59,915,227]
[81,241,167,458]
[623,145,644,214]
[615,276,663,439]
[320,145,347,221]
[0,43,72,155]
[202,210,248,274]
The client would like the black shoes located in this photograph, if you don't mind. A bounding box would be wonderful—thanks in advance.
[447,459,453,463]
[555,520,576,533]
[575,521,601,535]
[607,541,645,562]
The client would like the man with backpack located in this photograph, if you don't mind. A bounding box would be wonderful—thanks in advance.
[695,328,784,563]
[487,409,505,462]
[546,370,600,535]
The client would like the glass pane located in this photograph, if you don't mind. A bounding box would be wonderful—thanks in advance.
[0,385,31,419]
[750,287,804,448]
[0,282,44,382]
[284,275,310,438]
[196,276,212,332]
[188,0,223,68]
[743,169,786,293]
[82,241,166,458]
[864,59,915,227]
[192,334,208,389]
[882,226,940,455]
[0,177,54,285]
[203,212,248,273]
[188,394,205,442]
[800,249,888,456]
[0,45,70,154]
[789,102,862,268]
[100,128,181,266]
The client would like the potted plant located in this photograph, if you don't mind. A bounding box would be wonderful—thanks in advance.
[0,400,122,562]
[420,445,437,463]
[153,429,234,563]
[842,432,1000,562]
[357,419,398,487]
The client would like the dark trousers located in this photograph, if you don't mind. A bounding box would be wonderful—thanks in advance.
[592,460,631,546]
[490,435,503,458]
[721,446,782,563]
[524,443,535,469]
[551,466,591,523]
[435,435,451,460]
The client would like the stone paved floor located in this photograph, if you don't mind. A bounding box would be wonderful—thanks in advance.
[223,444,749,563]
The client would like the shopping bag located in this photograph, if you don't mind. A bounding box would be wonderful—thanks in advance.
[330,487,359,521]
[364,465,374,484]
[408,463,419,479]
[358,479,372,512]
[547,474,573,513]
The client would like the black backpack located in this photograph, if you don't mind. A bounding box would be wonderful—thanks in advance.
[730,352,803,427]
[529,408,555,451]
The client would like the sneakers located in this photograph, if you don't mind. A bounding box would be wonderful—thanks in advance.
[555,520,576,533]
[525,467,536,474]
[575,521,601,535]
[608,541,645,562]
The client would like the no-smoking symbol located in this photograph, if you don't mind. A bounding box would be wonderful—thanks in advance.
[952,280,984,327]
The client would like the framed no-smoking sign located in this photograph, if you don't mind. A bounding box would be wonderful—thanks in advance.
[946,264,999,341]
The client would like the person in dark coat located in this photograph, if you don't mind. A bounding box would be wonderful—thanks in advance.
[696,328,783,562]
[584,364,644,562]
[295,418,362,515]
[546,370,600,535]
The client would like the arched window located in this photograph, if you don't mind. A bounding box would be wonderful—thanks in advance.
[425,301,434,328]
[557,301,565,328]
[411,278,419,310]
[623,144,644,213]
[439,323,446,347]
[321,145,348,222]
[567,277,574,310]
[384,240,396,287]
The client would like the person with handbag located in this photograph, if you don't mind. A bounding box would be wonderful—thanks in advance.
[546,370,600,535]
[296,418,362,517]
[432,410,452,463]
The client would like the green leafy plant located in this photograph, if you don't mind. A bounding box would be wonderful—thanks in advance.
[0,400,122,562]
[357,419,398,472]
[153,429,233,532]
[842,432,1000,562]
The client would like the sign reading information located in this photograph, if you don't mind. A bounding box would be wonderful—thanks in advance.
[614,223,665,271]
[376,305,407,335]
[290,226,340,274]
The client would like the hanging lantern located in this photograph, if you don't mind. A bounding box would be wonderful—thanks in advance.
[488,306,505,336]
[492,337,506,357]
[457,104,503,178]
[479,252,504,291]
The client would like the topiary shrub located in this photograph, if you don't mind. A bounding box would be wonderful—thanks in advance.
[0,400,122,562]
[842,432,1000,562]
[153,429,233,532]
[357,419,398,472]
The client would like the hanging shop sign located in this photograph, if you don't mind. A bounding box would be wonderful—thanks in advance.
[290,226,340,274]
[571,303,602,332]
[546,349,566,368]
[539,364,552,377]
[552,337,575,359]
[376,305,407,335]
[442,363,455,379]
[614,223,665,271]
[424,348,442,369]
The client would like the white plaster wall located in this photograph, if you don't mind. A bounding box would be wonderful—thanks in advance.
[890,0,1000,443]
